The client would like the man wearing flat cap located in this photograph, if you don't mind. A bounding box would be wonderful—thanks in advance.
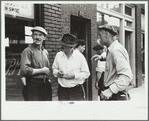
[20,26,52,101]
[52,33,90,101]
[92,24,133,101]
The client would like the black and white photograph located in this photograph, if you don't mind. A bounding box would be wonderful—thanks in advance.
[1,1,148,120]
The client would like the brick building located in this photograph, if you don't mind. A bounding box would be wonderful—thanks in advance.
[4,2,146,101]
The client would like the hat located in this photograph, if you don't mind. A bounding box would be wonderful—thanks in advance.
[98,24,118,36]
[31,26,47,35]
[93,44,104,50]
[60,33,77,47]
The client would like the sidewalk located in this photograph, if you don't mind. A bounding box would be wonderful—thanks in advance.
[128,83,147,102]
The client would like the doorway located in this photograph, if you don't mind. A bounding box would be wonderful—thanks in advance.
[71,15,92,100]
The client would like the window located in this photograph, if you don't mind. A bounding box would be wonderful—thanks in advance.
[97,3,121,13]
[125,6,132,16]
[124,20,132,27]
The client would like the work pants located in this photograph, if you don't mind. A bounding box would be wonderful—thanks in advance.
[22,78,52,101]
[58,84,85,101]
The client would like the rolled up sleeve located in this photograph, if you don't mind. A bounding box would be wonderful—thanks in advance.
[74,56,90,80]
[52,54,59,77]
[20,49,33,77]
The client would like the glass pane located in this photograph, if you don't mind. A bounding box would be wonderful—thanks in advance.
[125,6,132,16]
[97,3,121,13]
[141,14,145,31]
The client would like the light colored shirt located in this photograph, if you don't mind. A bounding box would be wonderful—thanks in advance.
[20,44,50,79]
[104,40,133,94]
[96,60,106,73]
[52,50,90,87]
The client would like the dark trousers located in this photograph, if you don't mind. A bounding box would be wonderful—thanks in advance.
[98,72,105,96]
[58,84,84,101]
[22,78,52,101]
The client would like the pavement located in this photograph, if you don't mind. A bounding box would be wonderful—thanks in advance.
[128,82,147,102]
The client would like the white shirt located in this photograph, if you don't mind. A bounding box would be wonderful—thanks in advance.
[96,60,106,73]
[52,50,90,87]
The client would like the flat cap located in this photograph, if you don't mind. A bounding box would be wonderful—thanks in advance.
[98,24,118,36]
[31,26,47,35]
[93,44,104,50]
[61,33,77,47]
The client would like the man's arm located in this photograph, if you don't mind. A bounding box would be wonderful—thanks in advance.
[95,72,102,89]
[73,55,90,80]
[109,50,133,94]
[52,53,60,77]
[20,49,50,77]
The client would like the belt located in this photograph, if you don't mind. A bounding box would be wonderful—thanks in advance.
[59,84,81,89]
[27,78,49,83]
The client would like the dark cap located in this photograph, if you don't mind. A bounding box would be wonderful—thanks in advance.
[98,24,118,36]
[93,44,104,50]
[61,33,77,47]
[31,26,47,35]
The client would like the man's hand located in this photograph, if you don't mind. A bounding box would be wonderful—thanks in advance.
[57,70,64,78]
[100,88,113,100]
[42,67,50,76]
[63,73,75,80]
[91,54,102,61]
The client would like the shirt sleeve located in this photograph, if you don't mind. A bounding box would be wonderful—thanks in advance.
[52,54,59,77]
[109,49,133,94]
[74,55,90,80]
[20,49,33,77]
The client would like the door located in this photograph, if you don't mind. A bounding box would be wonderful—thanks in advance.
[71,15,92,100]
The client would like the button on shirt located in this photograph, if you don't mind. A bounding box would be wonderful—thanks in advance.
[20,44,50,79]
[104,40,133,94]
[52,50,90,88]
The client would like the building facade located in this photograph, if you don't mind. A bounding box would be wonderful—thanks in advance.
[4,2,146,101]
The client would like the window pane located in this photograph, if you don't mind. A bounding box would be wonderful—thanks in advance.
[97,3,121,13]
[125,6,132,16]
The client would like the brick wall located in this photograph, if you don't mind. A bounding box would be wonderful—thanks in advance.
[43,4,62,98]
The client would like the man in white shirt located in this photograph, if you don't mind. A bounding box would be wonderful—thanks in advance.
[52,33,90,101]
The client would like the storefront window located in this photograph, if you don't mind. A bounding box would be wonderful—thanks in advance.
[97,3,121,13]
[5,17,34,90]
[5,3,34,100]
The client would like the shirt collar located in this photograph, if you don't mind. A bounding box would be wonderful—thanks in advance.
[62,49,75,58]
[107,40,118,52]
[32,44,44,51]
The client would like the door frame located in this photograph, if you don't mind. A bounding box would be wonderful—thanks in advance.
[70,15,92,100]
